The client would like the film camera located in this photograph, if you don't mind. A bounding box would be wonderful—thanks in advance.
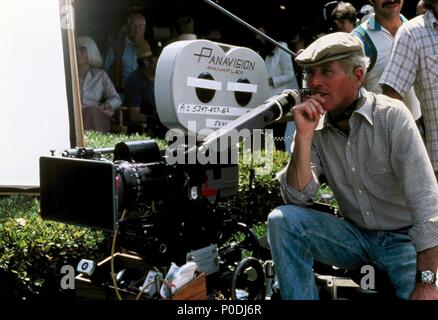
[39,40,305,299]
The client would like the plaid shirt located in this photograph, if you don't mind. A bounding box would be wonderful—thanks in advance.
[278,89,438,252]
[380,10,438,171]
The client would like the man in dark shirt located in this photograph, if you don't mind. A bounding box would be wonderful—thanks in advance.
[124,41,167,138]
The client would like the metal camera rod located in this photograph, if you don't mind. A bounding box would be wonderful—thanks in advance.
[62,140,163,163]
[61,146,114,158]
[202,0,296,58]
[197,90,300,155]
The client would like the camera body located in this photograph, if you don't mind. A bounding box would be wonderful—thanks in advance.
[40,139,243,265]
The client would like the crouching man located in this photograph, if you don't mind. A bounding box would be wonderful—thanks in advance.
[268,32,438,300]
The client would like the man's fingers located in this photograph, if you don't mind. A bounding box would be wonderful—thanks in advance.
[305,103,320,121]
[293,97,326,121]
[307,99,325,117]
[308,96,325,114]
[311,93,325,103]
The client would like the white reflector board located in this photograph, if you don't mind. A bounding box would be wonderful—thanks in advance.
[0,0,71,189]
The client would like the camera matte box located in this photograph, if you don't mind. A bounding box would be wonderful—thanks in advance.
[39,156,117,232]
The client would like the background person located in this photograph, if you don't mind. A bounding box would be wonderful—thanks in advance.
[77,36,121,132]
[380,0,438,178]
[417,0,427,15]
[103,13,148,92]
[352,0,422,122]
[254,25,300,152]
[331,1,358,33]
[124,41,166,138]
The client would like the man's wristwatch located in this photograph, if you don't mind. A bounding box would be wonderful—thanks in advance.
[416,270,437,285]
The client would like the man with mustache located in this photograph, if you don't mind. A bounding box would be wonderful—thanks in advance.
[380,0,438,181]
[104,13,148,92]
[352,0,421,122]
[268,32,438,299]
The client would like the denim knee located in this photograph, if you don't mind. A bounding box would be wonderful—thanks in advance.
[268,206,285,224]
[268,205,291,228]
[268,204,307,236]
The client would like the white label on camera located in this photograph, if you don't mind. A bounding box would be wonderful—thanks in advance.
[187,77,222,91]
[206,118,232,128]
[177,103,251,116]
[227,82,257,93]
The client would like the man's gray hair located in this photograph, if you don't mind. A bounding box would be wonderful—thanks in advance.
[339,54,370,79]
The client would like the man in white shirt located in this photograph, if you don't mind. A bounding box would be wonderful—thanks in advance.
[255,26,299,152]
[352,0,421,121]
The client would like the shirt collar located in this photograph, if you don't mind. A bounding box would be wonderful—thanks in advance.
[425,9,438,28]
[353,89,374,126]
[367,14,381,30]
[125,37,135,48]
[367,13,408,30]
[321,88,373,129]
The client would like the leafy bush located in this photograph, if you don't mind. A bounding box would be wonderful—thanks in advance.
[226,149,290,225]
[0,196,105,299]
[0,132,153,299]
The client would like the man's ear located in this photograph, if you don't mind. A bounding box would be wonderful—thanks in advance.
[353,67,365,89]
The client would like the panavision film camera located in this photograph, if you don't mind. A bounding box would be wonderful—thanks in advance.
[39,40,305,300]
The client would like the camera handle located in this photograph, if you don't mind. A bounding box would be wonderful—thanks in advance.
[197,89,301,156]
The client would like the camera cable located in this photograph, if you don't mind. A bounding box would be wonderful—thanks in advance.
[110,209,128,300]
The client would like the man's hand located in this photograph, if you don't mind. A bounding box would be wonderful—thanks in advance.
[286,94,325,191]
[292,94,325,138]
[410,284,438,300]
[101,103,114,117]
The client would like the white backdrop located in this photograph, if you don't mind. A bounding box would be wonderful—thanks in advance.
[0,0,71,188]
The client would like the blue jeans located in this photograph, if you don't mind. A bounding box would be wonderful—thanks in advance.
[267,205,416,300]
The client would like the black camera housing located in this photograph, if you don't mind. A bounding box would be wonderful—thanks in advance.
[39,140,245,265]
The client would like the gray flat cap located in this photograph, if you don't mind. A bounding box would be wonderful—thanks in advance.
[295,32,365,67]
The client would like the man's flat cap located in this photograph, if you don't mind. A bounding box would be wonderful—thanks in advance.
[295,32,364,67]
